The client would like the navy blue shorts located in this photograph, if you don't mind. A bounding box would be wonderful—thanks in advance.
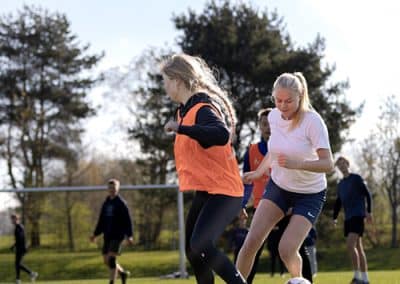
[263,179,326,225]
[102,238,123,255]
[344,216,365,237]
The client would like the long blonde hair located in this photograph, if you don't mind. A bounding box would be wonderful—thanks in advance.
[160,53,237,135]
[272,72,313,130]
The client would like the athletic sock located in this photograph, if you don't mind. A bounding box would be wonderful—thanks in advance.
[361,271,369,282]
[354,270,361,280]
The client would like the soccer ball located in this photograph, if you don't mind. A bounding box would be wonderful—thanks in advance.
[285,277,311,284]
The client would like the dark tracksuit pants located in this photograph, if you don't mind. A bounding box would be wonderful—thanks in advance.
[185,191,245,284]
[15,250,32,279]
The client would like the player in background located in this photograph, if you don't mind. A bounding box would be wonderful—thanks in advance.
[90,179,133,284]
[239,108,272,283]
[333,157,372,284]
[10,213,38,284]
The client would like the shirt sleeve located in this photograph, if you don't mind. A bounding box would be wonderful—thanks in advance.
[358,175,372,213]
[122,202,133,238]
[306,112,331,150]
[242,184,253,208]
[177,106,230,148]
[333,193,342,220]
[93,203,105,236]
[241,148,253,208]
[242,148,251,173]
[15,225,26,248]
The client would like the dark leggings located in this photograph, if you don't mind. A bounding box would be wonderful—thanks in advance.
[185,191,245,284]
[15,251,32,279]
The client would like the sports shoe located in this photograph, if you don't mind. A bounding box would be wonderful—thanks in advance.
[350,278,363,284]
[120,270,130,284]
[30,271,39,281]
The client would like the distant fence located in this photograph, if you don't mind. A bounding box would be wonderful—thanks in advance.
[0,184,187,278]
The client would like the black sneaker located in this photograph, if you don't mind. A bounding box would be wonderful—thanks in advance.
[120,270,130,284]
[350,278,363,284]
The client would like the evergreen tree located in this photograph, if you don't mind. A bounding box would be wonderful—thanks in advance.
[0,5,103,246]
[173,0,359,154]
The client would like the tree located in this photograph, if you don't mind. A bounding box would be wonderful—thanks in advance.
[355,95,400,248]
[46,146,94,251]
[0,5,103,246]
[375,95,400,247]
[357,136,385,247]
[118,1,361,245]
[104,49,178,247]
[173,0,359,155]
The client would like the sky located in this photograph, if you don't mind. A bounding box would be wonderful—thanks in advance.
[1,0,400,208]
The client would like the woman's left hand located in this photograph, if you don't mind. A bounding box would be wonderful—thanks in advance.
[164,120,179,133]
[277,154,302,169]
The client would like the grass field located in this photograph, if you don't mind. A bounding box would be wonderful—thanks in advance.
[1,245,399,283]
[1,271,400,284]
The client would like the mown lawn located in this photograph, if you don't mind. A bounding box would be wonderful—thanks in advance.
[1,271,399,284]
[0,247,399,283]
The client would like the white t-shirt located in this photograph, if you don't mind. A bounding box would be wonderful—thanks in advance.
[268,108,331,193]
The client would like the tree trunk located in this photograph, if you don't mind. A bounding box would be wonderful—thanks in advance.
[29,215,41,247]
[391,201,398,248]
[66,192,75,251]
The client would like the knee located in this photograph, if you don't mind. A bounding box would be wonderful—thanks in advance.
[108,256,116,269]
[189,236,213,256]
[185,243,197,262]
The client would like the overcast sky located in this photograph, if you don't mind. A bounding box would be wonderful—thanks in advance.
[1,0,399,209]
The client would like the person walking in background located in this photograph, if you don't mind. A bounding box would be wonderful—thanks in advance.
[90,179,133,284]
[237,72,334,281]
[333,156,372,284]
[241,108,272,213]
[10,213,38,284]
[239,108,272,283]
[161,53,246,284]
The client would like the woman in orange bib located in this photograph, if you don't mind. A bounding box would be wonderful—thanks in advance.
[161,53,246,284]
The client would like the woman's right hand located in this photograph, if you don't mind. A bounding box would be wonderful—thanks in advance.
[239,208,248,219]
[243,171,261,184]
[164,120,179,133]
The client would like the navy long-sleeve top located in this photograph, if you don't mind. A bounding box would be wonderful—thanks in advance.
[93,195,133,240]
[176,93,230,148]
[14,223,27,253]
[241,138,268,208]
[333,173,372,220]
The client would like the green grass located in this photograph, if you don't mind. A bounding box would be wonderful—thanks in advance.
[1,271,399,284]
[0,250,180,281]
[1,247,399,282]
